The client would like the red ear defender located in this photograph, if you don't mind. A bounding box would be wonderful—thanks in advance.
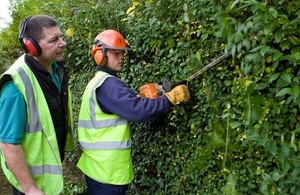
[19,17,42,56]
[23,37,42,56]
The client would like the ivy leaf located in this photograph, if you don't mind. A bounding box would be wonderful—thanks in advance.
[264,22,275,35]
[250,4,259,14]
[272,172,280,181]
[275,30,285,43]
[230,0,240,10]
[291,83,300,100]
[281,39,291,50]
[291,46,300,56]
[157,178,164,189]
[282,160,291,175]
[269,73,280,83]
[281,72,292,83]
[247,134,268,146]
[281,145,290,157]
[265,143,278,155]
[269,7,278,18]
[248,133,260,141]
[250,45,267,52]
[260,46,271,57]
[241,61,251,75]
[273,51,283,61]
[242,39,251,50]
[222,113,231,119]
[275,87,291,97]
[278,149,285,164]
[291,167,300,181]
[232,122,241,129]
[149,18,157,27]
[224,80,232,86]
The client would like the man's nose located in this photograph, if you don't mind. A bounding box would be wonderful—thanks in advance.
[59,38,67,47]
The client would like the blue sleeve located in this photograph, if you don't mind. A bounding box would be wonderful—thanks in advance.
[0,82,27,144]
[96,77,172,122]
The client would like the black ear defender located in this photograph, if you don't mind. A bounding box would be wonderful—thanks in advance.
[19,17,42,56]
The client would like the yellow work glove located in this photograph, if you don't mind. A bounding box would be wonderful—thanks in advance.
[165,84,191,105]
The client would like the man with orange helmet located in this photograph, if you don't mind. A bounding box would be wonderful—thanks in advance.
[76,29,191,194]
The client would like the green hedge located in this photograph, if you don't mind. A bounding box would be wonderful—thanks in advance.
[1,0,299,194]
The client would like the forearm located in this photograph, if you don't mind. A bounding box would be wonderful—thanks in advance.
[0,143,43,194]
[98,78,172,122]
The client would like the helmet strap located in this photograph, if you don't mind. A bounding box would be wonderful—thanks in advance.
[101,47,108,66]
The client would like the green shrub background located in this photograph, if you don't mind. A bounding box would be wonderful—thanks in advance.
[0,0,299,194]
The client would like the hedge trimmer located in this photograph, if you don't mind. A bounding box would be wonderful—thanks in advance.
[139,48,233,98]
[139,35,256,99]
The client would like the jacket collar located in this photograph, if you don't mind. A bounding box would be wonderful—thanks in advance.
[96,66,118,77]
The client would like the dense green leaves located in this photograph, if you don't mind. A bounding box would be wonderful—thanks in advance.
[0,0,300,194]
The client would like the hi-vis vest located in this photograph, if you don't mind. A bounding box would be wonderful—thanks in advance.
[0,54,74,195]
[77,71,133,185]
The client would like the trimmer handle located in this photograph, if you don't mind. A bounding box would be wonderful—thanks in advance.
[161,78,187,92]
[161,78,173,92]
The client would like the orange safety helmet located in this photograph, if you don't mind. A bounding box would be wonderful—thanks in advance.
[91,29,132,66]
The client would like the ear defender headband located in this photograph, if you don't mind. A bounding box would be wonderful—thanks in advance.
[91,39,133,66]
[91,39,108,66]
[19,17,42,56]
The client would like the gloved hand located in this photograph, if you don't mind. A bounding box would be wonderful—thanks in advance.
[165,83,190,105]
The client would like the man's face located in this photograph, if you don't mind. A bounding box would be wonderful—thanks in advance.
[106,49,125,72]
[36,26,66,66]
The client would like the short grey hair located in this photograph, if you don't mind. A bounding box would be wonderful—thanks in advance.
[20,14,58,42]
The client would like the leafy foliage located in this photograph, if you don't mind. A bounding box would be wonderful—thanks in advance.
[0,0,299,194]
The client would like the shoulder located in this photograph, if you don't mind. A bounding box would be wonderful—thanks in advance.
[1,82,22,98]
[102,76,127,88]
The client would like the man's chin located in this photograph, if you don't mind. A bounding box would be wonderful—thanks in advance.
[117,67,123,72]
[56,54,64,61]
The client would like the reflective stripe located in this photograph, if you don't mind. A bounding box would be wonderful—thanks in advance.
[5,162,62,175]
[26,121,42,134]
[89,74,109,120]
[79,140,132,150]
[78,118,128,129]
[30,165,62,175]
[1,56,65,195]
[79,73,131,150]
[18,68,42,133]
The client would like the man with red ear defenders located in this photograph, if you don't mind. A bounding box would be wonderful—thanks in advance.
[0,15,74,195]
[76,29,191,195]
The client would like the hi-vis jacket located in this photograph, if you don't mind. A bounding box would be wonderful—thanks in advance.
[77,71,133,185]
[0,54,74,195]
